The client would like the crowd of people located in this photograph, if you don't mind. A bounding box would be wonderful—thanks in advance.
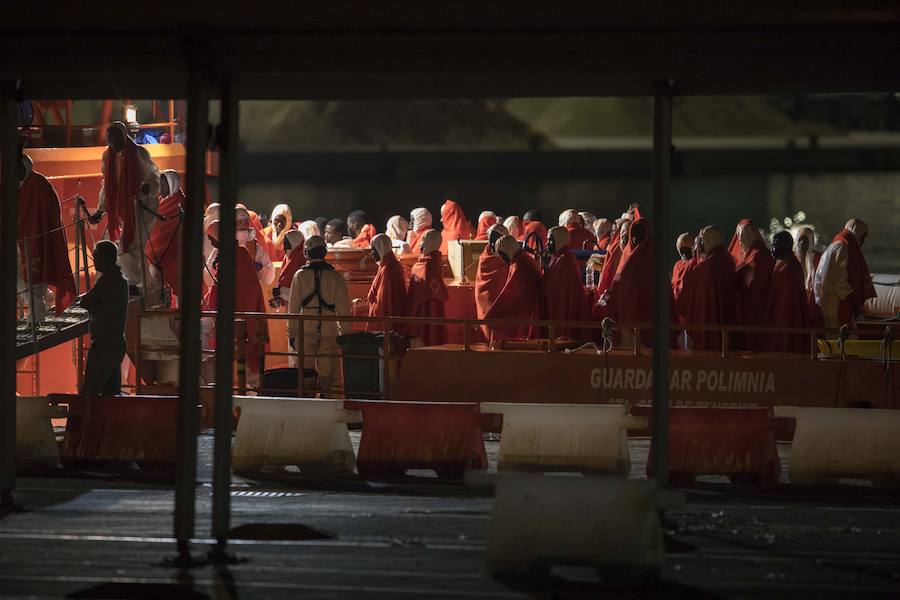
[15,121,879,396]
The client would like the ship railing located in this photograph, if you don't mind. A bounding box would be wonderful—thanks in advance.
[119,309,897,400]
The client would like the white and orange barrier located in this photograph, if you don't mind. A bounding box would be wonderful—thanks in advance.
[480,403,646,475]
[17,396,65,473]
[485,474,664,579]
[776,406,900,486]
[232,396,360,475]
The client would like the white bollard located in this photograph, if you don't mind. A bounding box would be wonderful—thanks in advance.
[232,397,361,475]
[776,406,900,486]
[485,474,664,579]
[480,403,646,475]
[17,397,65,473]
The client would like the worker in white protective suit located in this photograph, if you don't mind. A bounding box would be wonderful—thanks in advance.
[89,121,160,293]
[287,235,352,397]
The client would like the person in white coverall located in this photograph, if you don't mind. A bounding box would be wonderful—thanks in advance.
[287,235,352,397]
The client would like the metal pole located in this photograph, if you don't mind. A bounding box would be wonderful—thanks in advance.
[211,76,238,559]
[0,83,18,508]
[651,80,674,488]
[173,55,208,561]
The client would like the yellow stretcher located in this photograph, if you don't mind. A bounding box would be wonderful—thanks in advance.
[817,338,900,358]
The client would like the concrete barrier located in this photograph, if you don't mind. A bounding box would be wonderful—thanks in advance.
[346,400,486,479]
[485,474,664,580]
[776,406,900,486]
[16,396,65,473]
[648,406,781,484]
[232,396,360,476]
[480,403,645,475]
[55,394,185,470]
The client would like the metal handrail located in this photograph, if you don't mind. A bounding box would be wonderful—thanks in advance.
[121,307,887,401]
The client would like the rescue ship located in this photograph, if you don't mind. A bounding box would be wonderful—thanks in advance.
[16,100,900,438]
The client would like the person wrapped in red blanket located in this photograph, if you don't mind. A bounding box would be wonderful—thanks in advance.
[676,225,737,352]
[366,234,407,331]
[543,226,589,339]
[17,154,76,318]
[484,235,544,341]
[144,169,184,306]
[733,220,774,351]
[404,230,449,345]
[768,231,809,353]
[475,223,510,341]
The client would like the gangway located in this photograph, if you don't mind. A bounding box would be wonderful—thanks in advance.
[15,306,90,361]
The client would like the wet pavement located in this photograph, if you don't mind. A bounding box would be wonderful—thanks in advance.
[0,433,898,599]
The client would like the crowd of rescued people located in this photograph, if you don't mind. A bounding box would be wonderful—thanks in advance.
[17,121,879,397]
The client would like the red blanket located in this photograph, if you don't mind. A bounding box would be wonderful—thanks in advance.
[542,248,588,339]
[485,251,543,341]
[367,251,407,330]
[144,189,184,298]
[17,171,76,312]
[404,251,449,345]
[769,254,809,353]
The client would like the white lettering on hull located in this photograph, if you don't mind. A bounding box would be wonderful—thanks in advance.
[589,368,775,394]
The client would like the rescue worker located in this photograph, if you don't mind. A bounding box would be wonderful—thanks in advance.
[287,235,352,397]
[676,225,737,351]
[270,229,306,309]
[324,218,348,246]
[769,231,809,353]
[406,208,433,254]
[90,121,160,292]
[17,154,77,319]
[671,232,694,300]
[733,220,774,351]
[439,199,475,254]
[347,210,377,248]
[404,229,449,345]
[236,206,275,287]
[144,169,184,306]
[543,226,589,339]
[204,226,268,386]
[475,223,510,341]
[594,218,613,251]
[559,209,596,252]
[484,235,543,341]
[475,211,497,240]
[366,233,407,331]
[262,203,293,262]
[814,218,876,329]
[78,241,129,397]
[503,215,524,240]
[386,215,411,255]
